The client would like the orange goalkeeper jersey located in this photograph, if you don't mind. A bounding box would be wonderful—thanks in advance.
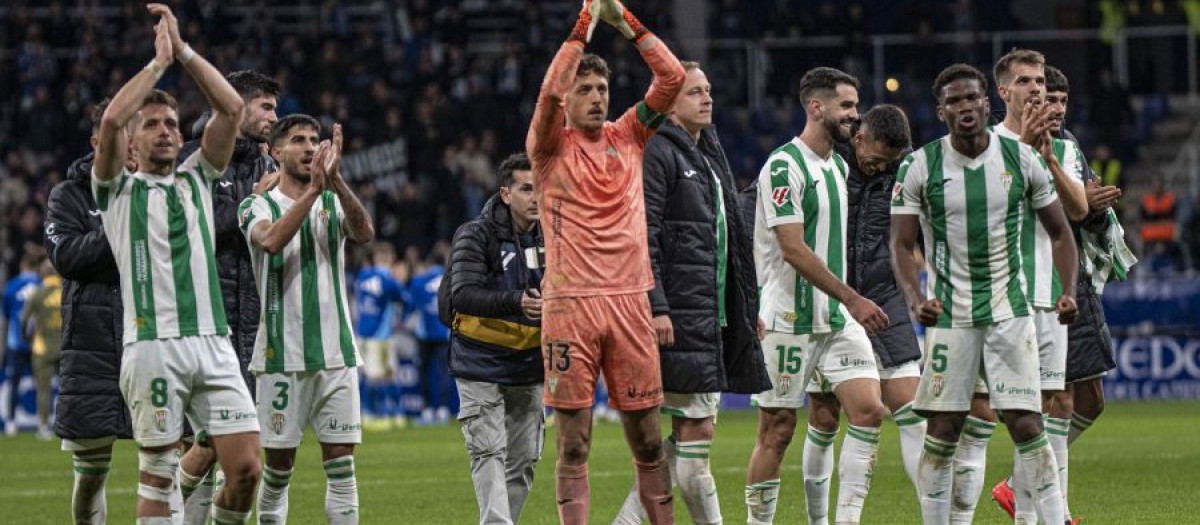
[526,40,684,299]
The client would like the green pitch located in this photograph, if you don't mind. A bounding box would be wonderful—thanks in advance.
[3,402,1198,523]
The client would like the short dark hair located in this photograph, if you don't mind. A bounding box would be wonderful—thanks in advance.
[226,70,280,100]
[269,114,321,146]
[142,89,178,111]
[1044,65,1069,94]
[933,64,988,103]
[91,98,112,134]
[860,105,911,149]
[576,54,610,80]
[993,48,1045,86]
[798,67,859,104]
[498,152,532,188]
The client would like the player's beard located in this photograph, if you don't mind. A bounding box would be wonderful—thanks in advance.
[241,120,269,143]
[823,111,853,144]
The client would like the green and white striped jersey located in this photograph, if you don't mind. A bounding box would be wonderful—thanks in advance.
[92,151,228,345]
[754,138,852,335]
[891,131,1058,328]
[239,188,359,372]
[994,123,1085,308]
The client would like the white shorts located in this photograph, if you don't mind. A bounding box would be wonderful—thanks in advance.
[753,325,879,409]
[257,367,361,449]
[61,435,119,452]
[915,317,1041,414]
[360,338,395,381]
[1034,308,1068,391]
[661,392,720,419]
[120,335,259,448]
[808,357,922,394]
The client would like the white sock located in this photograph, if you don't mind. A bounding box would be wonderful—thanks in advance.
[72,451,111,525]
[210,505,250,525]
[324,456,359,524]
[1017,432,1064,524]
[1045,417,1071,520]
[257,466,293,524]
[949,416,994,523]
[676,440,721,524]
[918,436,956,525]
[1012,448,1037,523]
[613,436,676,524]
[1066,411,1094,446]
[180,468,213,525]
[803,426,837,525]
[745,479,781,525]
[136,518,173,525]
[835,425,880,524]
[892,403,927,492]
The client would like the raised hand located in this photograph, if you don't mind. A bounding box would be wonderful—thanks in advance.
[152,17,174,68]
[310,141,331,194]
[1085,179,1122,212]
[325,124,343,181]
[595,0,625,27]
[253,171,280,196]
[147,3,185,53]
[1020,99,1053,148]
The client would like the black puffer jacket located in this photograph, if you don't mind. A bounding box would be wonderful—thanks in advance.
[838,143,921,368]
[644,120,770,394]
[442,194,544,386]
[44,153,132,440]
[178,138,274,390]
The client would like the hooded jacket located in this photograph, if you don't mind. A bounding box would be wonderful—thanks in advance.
[43,153,132,439]
[442,194,545,386]
[643,120,771,394]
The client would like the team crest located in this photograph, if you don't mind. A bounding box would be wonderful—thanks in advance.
[771,187,791,208]
[1001,170,1014,189]
[319,208,330,222]
[778,374,791,396]
[606,145,619,159]
[931,373,945,398]
[271,412,286,434]
[548,376,558,396]
[892,183,904,205]
[154,408,169,432]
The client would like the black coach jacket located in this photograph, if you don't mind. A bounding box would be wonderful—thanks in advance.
[837,142,921,368]
[178,137,273,390]
[442,194,544,386]
[44,153,133,440]
[644,120,770,394]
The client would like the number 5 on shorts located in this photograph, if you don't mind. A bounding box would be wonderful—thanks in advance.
[931,343,948,373]
[150,377,169,408]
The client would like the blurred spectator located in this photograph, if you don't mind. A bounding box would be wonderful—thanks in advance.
[1140,174,1181,271]
[1090,143,1126,218]
[20,258,62,440]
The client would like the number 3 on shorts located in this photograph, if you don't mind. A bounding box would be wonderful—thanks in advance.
[150,377,168,408]
[931,343,948,373]
[272,381,290,410]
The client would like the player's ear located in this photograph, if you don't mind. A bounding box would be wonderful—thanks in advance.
[935,104,946,123]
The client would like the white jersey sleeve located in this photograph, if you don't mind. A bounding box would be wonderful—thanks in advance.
[758,152,806,228]
[890,152,926,215]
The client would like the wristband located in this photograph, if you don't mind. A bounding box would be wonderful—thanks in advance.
[179,44,196,65]
[145,60,166,80]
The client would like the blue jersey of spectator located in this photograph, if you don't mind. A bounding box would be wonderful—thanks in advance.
[3,270,41,353]
[355,265,406,339]
[408,265,450,342]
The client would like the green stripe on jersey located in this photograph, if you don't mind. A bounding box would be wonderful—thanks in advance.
[922,141,952,327]
[1001,137,1030,317]
[189,173,227,334]
[129,179,158,340]
[165,183,199,335]
[324,192,357,367]
[964,165,993,325]
[263,194,286,373]
[300,215,324,370]
[823,164,847,330]
[782,143,818,333]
